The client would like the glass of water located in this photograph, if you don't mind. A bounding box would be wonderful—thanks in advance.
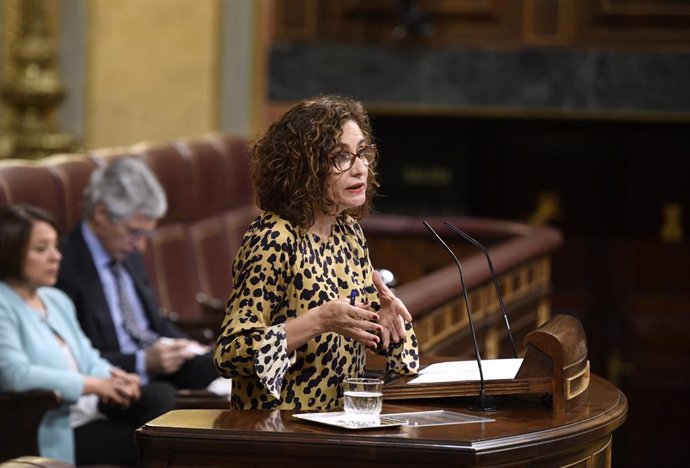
[343,377,383,424]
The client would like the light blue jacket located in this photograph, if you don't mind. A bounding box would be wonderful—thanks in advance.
[0,282,112,463]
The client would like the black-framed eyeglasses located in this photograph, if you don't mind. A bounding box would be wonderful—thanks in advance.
[330,144,378,172]
[122,224,153,240]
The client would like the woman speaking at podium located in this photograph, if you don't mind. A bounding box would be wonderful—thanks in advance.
[214,95,419,410]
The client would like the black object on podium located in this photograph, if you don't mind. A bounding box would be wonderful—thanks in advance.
[443,221,518,359]
[423,221,496,412]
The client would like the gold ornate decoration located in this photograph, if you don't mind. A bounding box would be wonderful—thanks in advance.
[1,0,76,159]
[660,202,683,243]
[528,190,562,226]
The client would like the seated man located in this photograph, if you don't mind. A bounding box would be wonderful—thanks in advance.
[56,157,218,391]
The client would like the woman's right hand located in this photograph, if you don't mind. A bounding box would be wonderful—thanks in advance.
[83,374,139,407]
[285,297,383,353]
[314,298,383,349]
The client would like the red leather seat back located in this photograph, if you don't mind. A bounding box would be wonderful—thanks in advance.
[188,216,233,303]
[40,155,99,233]
[183,138,233,220]
[0,161,67,232]
[137,143,195,225]
[213,134,253,211]
[143,222,203,322]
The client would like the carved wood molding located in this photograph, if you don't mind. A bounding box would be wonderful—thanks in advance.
[415,257,552,356]
[272,0,690,47]
[575,0,690,46]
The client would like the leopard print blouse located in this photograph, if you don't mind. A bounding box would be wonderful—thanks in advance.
[214,212,419,411]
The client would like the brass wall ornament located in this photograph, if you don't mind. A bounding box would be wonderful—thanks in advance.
[660,202,683,244]
[528,191,562,226]
[1,0,76,159]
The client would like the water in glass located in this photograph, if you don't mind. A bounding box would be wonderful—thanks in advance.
[343,378,383,424]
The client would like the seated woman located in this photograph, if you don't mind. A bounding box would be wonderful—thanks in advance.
[214,95,419,410]
[0,204,175,465]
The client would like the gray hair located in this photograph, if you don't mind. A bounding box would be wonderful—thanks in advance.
[83,157,167,222]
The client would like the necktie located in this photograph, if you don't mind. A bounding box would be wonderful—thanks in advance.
[109,261,159,347]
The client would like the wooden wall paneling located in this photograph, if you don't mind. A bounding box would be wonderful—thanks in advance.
[273,0,524,46]
[342,0,523,44]
[272,0,690,47]
[371,114,474,216]
[599,0,690,17]
[272,0,318,40]
[612,240,690,468]
[626,125,689,242]
[523,0,576,46]
[425,0,523,45]
[612,132,690,467]
[574,0,690,47]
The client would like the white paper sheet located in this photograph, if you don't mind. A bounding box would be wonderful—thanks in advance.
[408,358,523,385]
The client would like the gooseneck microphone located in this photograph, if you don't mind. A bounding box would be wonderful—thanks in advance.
[423,221,496,412]
[444,222,518,358]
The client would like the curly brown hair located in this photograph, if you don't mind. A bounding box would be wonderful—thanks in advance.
[250,95,380,228]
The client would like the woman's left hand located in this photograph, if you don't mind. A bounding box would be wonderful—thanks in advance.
[373,270,412,349]
[110,367,141,401]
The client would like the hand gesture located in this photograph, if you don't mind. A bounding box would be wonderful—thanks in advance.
[315,297,382,349]
[373,270,412,349]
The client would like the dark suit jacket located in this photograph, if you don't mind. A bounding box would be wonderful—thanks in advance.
[56,223,186,373]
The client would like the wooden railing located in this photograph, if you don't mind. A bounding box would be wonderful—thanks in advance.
[362,215,562,358]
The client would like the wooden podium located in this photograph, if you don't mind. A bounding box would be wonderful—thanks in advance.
[136,376,626,467]
[383,314,590,413]
[136,315,627,467]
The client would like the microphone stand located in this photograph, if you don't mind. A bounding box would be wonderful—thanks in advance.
[423,221,497,412]
[443,222,518,358]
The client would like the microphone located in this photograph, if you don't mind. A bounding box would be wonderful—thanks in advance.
[423,221,496,412]
[443,222,518,358]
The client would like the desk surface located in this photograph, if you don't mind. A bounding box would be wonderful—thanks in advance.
[136,374,627,467]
